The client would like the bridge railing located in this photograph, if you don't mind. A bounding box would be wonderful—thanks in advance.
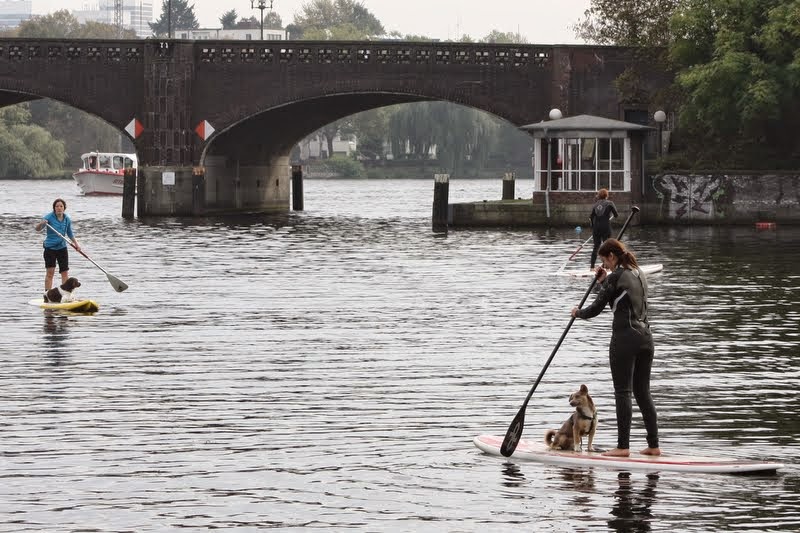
[0,38,553,69]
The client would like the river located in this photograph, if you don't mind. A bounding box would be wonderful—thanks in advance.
[1,178,798,531]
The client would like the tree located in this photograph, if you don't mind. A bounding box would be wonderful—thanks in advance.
[235,16,259,29]
[17,9,136,38]
[574,0,679,46]
[220,9,237,29]
[150,0,199,36]
[669,0,800,165]
[292,0,384,40]
[0,105,66,177]
[350,108,391,159]
[482,30,527,44]
[16,10,79,38]
[264,11,282,28]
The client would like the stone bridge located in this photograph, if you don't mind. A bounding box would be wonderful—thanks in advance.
[0,38,670,216]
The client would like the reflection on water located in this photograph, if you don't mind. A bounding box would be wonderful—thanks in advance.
[0,179,798,531]
[608,472,658,533]
[41,312,71,358]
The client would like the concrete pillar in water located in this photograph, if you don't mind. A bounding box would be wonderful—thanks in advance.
[292,164,304,211]
[432,173,450,232]
[502,171,516,200]
[122,167,136,219]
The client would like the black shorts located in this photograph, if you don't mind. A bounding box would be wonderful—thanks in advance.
[44,247,69,273]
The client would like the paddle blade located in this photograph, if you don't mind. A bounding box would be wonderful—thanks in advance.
[500,408,526,457]
[107,274,128,292]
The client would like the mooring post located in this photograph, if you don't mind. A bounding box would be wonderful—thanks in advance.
[291,164,304,211]
[122,166,136,219]
[502,171,516,200]
[192,166,205,216]
[432,173,450,232]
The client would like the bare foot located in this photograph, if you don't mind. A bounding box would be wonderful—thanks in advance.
[601,448,630,457]
[640,447,661,456]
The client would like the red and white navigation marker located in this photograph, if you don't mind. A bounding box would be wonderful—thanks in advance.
[195,120,215,141]
[124,118,143,139]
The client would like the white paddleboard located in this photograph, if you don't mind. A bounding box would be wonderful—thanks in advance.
[473,435,783,474]
[557,263,664,278]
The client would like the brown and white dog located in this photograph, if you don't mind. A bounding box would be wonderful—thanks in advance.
[545,384,598,452]
[43,277,81,303]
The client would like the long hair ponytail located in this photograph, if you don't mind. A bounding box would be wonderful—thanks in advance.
[597,238,639,269]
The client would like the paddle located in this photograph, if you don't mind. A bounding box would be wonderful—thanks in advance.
[500,206,640,457]
[567,235,593,262]
[45,222,129,293]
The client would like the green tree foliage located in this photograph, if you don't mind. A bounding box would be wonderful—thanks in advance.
[220,10,237,29]
[574,0,679,46]
[28,100,133,172]
[0,105,66,177]
[482,30,527,44]
[16,10,136,39]
[292,0,384,40]
[264,11,283,28]
[150,0,200,36]
[387,102,501,176]
[350,108,391,159]
[236,16,259,29]
[670,0,800,165]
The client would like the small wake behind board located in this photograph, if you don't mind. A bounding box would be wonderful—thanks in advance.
[474,435,783,475]
[29,298,99,313]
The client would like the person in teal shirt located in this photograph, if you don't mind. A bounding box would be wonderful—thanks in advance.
[34,198,81,291]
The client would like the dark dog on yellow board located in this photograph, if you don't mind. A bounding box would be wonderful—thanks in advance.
[545,384,598,452]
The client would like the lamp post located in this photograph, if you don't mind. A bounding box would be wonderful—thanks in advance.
[167,0,171,38]
[251,0,273,40]
[545,108,562,221]
[654,110,666,157]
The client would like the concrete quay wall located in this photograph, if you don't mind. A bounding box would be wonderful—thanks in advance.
[449,173,800,227]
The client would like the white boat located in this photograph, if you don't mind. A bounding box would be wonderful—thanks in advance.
[72,151,137,196]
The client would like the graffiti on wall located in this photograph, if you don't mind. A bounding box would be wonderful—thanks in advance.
[652,174,731,220]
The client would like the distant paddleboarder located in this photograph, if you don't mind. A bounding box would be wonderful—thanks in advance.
[35,198,81,291]
[588,188,618,270]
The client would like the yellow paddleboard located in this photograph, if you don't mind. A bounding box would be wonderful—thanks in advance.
[28,298,100,313]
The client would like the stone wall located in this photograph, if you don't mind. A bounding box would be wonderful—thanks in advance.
[643,173,800,224]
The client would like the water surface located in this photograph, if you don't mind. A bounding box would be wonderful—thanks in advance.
[1,178,798,531]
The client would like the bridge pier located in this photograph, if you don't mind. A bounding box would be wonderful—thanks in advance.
[136,166,197,217]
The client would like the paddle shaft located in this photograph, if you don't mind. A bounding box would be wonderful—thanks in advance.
[500,206,640,457]
[44,222,128,292]
[567,236,593,261]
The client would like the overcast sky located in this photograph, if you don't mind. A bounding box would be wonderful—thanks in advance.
[32,0,591,44]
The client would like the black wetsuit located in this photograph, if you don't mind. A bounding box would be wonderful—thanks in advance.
[589,199,619,269]
[575,267,659,450]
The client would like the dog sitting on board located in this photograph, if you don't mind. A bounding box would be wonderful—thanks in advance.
[544,384,598,452]
[43,277,81,303]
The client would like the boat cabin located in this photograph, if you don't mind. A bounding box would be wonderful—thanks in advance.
[80,152,137,173]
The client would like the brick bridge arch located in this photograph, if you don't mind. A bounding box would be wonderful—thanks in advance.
[0,38,670,215]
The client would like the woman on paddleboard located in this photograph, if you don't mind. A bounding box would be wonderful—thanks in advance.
[588,189,618,270]
[570,238,660,458]
[35,198,81,291]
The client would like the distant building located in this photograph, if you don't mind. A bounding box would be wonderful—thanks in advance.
[0,0,32,29]
[177,27,285,41]
[299,134,357,159]
[72,0,154,38]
